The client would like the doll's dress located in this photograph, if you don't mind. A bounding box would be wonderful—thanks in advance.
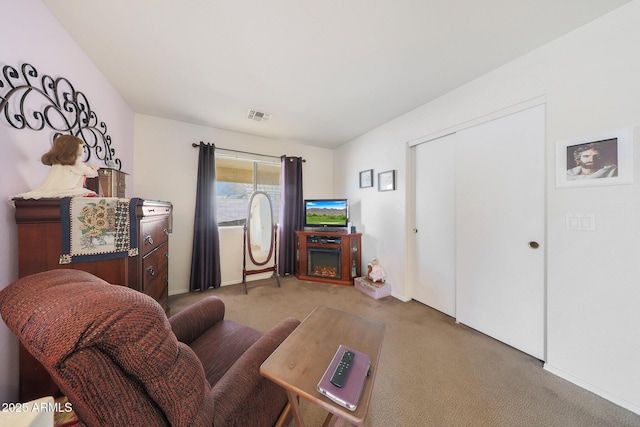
[13,160,98,199]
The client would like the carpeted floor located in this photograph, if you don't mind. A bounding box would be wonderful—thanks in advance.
[169,276,640,427]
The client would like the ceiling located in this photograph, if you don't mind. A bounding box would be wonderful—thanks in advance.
[42,0,631,149]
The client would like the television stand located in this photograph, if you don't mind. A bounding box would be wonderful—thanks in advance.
[294,230,361,286]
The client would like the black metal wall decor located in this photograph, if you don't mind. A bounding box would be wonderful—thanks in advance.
[0,62,121,169]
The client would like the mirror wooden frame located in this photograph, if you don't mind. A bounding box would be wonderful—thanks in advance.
[242,191,280,294]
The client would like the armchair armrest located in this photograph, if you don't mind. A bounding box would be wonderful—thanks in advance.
[169,296,226,345]
[210,317,300,424]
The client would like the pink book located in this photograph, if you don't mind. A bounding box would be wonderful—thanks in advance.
[317,344,371,411]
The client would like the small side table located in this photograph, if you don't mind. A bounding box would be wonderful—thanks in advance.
[260,306,385,426]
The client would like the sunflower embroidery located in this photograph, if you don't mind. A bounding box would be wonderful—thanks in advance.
[77,199,116,248]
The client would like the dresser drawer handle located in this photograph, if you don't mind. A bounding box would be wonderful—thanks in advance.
[147,266,155,276]
[145,235,154,245]
[163,228,169,235]
[164,252,168,259]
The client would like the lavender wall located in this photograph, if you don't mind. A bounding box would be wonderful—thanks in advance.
[0,0,134,403]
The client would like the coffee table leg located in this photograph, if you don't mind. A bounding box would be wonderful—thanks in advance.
[331,416,353,427]
[322,412,355,427]
[286,389,305,427]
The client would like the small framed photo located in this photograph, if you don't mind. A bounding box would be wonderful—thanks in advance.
[556,128,634,188]
[378,170,396,191]
[359,169,373,188]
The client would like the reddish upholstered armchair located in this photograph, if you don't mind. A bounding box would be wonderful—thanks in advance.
[0,269,300,427]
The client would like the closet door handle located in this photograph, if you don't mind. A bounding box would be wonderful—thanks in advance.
[529,241,540,249]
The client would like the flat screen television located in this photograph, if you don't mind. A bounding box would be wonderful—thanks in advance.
[304,199,348,229]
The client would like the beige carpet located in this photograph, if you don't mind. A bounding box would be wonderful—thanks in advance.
[169,276,640,427]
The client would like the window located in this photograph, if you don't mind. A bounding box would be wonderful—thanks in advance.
[215,156,281,227]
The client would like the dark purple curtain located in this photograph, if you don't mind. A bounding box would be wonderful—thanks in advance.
[278,156,304,276]
[190,142,221,291]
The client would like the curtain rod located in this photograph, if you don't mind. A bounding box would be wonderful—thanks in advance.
[192,142,305,162]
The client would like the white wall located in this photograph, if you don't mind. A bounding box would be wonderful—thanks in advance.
[133,114,333,294]
[333,132,409,300]
[334,1,640,414]
[0,0,134,403]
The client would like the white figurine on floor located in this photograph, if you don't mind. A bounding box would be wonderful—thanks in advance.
[367,258,386,283]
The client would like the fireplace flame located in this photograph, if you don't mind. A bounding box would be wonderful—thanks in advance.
[313,265,338,278]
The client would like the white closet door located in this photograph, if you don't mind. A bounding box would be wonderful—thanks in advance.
[413,134,456,316]
[456,105,545,360]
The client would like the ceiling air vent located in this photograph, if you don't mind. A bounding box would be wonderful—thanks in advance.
[247,109,271,122]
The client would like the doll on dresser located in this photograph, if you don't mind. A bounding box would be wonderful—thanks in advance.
[12,134,99,200]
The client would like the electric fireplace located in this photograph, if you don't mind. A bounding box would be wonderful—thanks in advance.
[307,247,341,279]
[294,230,361,286]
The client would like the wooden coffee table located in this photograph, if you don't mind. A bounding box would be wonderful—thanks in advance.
[260,306,385,427]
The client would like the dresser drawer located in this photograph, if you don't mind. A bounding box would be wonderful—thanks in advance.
[142,243,168,287]
[144,272,169,312]
[140,216,170,257]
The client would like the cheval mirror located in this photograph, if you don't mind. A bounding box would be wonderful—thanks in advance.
[242,191,280,294]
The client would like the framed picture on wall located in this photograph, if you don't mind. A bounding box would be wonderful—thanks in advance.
[359,169,373,188]
[378,170,396,191]
[556,128,634,188]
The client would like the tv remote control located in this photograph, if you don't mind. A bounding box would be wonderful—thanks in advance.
[330,350,354,388]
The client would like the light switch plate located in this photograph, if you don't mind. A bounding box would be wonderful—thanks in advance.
[566,213,596,231]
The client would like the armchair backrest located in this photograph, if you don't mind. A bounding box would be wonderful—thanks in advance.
[0,269,214,427]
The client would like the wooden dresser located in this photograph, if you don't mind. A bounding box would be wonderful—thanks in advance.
[13,197,172,401]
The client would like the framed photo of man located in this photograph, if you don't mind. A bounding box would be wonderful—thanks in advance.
[556,128,634,188]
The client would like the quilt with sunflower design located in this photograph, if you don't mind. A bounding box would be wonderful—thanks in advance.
[59,197,139,264]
